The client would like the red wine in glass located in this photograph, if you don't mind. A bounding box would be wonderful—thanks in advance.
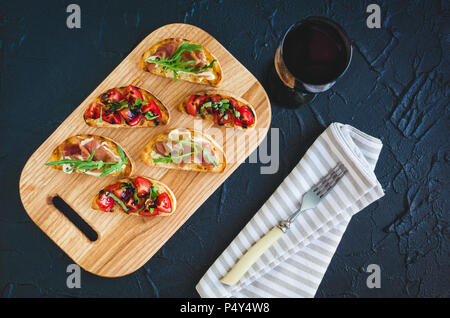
[273,16,352,107]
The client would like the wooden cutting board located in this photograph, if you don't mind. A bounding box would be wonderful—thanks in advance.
[19,23,271,277]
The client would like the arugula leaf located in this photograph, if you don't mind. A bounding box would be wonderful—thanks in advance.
[153,151,196,163]
[161,138,217,167]
[146,41,216,81]
[105,192,129,212]
[45,145,128,178]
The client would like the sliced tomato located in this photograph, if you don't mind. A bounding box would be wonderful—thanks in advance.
[102,109,122,124]
[113,112,122,124]
[210,95,222,103]
[86,102,102,119]
[228,98,239,109]
[106,182,120,193]
[101,89,124,104]
[120,108,142,126]
[156,193,172,214]
[125,198,141,213]
[138,207,159,217]
[186,95,209,116]
[97,191,114,212]
[234,106,255,128]
[214,109,233,125]
[133,177,152,197]
[186,95,198,116]
[107,182,130,201]
[141,100,162,120]
[124,85,143,103]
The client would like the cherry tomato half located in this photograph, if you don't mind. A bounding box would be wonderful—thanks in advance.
[234,106,255,127]
[133,177,152,197]
[214,109,233,125]
[120,108,143,126]
[141,100,162,120]
[138,208,159,217]
[156,193,172,214]
[210,95,222,103]
[124,85,143,103]
[101,89,124,104]
[125,199,141,213]
[102,109,122,124]
[186,95,210,116]
[97,192,114,212]
[86,102,102,119]
[107,183,130,201]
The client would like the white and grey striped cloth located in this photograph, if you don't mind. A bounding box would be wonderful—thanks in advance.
[196,123,385,298]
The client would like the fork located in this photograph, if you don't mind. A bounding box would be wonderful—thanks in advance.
[220,163,347,286]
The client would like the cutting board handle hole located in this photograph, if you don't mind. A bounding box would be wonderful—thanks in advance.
[52,196,98,242]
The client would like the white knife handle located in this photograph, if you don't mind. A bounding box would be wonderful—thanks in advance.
[220,226,284,286]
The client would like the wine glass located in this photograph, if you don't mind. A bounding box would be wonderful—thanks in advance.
[270,16,352,108]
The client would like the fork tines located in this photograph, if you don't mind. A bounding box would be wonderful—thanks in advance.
[313,163,347,198]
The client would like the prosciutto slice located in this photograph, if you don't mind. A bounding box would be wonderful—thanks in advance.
[154,141,170,156]
[61,143,82,160]
[62,138,118,163]
[181,49,207,69]
[146,39,181,71]
[194,142,215,168]
[146,39,207,71]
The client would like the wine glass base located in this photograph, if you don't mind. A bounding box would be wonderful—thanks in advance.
[265,63,316,108]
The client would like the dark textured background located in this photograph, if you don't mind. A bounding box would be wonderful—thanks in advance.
[1,0,448,298]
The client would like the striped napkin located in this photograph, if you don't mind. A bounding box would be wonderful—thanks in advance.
[196,123,384,298]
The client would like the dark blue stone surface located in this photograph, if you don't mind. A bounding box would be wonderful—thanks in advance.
[0,0,448,297]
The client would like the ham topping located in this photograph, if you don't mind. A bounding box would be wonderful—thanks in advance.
[146,39,181,71]
[195,142,215,168]
[61,143,82,160]
[62,138,118,163]
[146,39,207,71]
[154,141,170,156]
[181,49,207,69]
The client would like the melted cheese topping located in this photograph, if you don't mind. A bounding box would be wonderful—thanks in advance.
[80,137,94,146]
[177,70,216,80]
[168,129,192,140]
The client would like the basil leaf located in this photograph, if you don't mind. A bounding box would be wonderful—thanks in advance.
[150,185,159,199]
[105,192,129,212]
[145,112,159,121]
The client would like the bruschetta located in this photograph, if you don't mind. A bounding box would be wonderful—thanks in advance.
[179,91,257,129]
[45,135,133,177]
[92,177,176,216]
[140,38,223,87]
[84,85,169,127]
[142,128,226,173]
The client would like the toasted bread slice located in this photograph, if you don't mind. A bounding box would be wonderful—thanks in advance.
[179,90,257,129]
[47,135,133,177]
[91,177,176,216]
[142,128,226,173]
[140,38,223,87]
[84,86,169,128]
